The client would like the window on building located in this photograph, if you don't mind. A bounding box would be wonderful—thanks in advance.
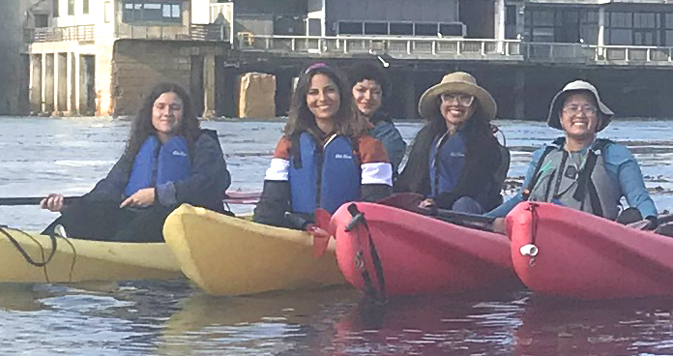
[414,23,437,36]
[83,0,89,14]
[439,23,464,37]
[104,1,112,22]
[34,14,49,28]
[68,0,74,15]
[53,0,59,17]
[364,22,387,35]
[666,13,673,45]
[389,23,413,36]
[122,1,183,24]
[338,22,363,35]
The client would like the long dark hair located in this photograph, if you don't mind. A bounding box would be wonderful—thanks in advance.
[284,63,368,140]
[124,83,201,158]
[397,103,495,194]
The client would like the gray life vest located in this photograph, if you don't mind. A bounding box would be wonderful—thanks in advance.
[523,138,622,220]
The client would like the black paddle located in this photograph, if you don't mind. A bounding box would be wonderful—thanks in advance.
[376,192,497,232]
[0,190,262,206]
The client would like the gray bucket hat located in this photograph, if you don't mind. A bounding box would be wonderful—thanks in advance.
[547,80,614,132]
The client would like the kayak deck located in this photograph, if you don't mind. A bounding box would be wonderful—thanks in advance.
[0,226,182,283]
[163,204,346,296]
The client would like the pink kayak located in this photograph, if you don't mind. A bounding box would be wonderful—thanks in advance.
[330,202,518,297]
[508,201,673,300]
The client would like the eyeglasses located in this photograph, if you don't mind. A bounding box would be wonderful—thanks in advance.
[440,93,474,107]
[563,105,598,116]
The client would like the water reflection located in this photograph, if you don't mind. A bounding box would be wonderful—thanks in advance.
[2,117,673,355]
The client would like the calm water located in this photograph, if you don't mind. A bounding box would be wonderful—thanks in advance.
[1,117,673,355]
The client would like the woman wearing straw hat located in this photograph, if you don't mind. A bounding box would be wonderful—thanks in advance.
[395,71,508,213]
[487,80,658,231]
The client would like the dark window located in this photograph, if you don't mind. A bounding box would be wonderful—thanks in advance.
[439,23,463,37]
[389,23,412,35]
[68,0,74,15]
[505,5,517,39]
[122,1,182,24]
[414,23,437,36]
[35,14,49,28]
[364,22,387,35]
[339,21,363,35]
[83,0,89,14]
[53,0,59,17]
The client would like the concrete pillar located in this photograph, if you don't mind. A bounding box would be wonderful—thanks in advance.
[597,7,606,58]
[404,70,416,120]
[203,54,216,118]
[275,69,293,117]
[222,66,238,118]
[514,68,525,119]
[44,53,54,114]
[496,0,506,52]
[57,52,68,114]
[29,54,42,114]
[69,53,77,114]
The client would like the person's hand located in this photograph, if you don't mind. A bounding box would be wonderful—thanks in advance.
[491,217,506,235]
[120,188,156,208]
[40,193,65,212]
[419,198,435,209]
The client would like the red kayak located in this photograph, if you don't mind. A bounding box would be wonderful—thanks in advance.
[330,202,517,297]
[508,201,673,300]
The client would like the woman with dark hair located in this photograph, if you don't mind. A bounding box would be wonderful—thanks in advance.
[41,83,231,242]
[348,63,406,174]
[487,80,657,232]
[253,62,393,227]
[395,71,509,213]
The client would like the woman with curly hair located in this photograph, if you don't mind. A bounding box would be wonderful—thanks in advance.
[253,62,393,227]
[41,83,231,242]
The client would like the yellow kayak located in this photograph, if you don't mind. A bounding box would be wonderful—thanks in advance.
[163,204,346,296]
[0,226,182,283]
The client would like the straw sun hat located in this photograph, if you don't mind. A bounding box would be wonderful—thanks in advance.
[547,80,614,132]
[418,71,497,121]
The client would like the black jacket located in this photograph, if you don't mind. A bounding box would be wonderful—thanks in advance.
[84,130,231,213]
[395,124,504,211]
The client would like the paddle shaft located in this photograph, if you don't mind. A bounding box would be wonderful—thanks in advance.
[0,191,262,206]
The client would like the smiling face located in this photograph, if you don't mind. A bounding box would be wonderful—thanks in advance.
[439,92,476,130]
[352,79,382,118]
[306,73,341,124]
[151,92,184,143]
[559,92,600,141]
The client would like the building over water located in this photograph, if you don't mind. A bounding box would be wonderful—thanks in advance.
[0,1,32,115]
[13,0,673,119]
[24,0,233,117]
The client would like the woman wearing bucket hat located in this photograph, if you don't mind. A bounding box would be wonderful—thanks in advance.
[253,62,393,228]
[486,80,658,231]
[395,71,509,213]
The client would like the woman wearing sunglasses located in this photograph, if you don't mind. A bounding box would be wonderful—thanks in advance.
[395,71,508,213]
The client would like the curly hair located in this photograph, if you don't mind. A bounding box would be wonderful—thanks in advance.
[284,63,368,140]
[124,83,201,159]
[347,62,390,98]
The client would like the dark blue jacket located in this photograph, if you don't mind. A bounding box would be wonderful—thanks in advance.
[85,130,231,213]
[369,111,406,174]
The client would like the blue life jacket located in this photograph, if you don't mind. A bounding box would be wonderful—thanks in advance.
[124,135,191,197]
[428,131,467,197]
[289,132,360,214]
